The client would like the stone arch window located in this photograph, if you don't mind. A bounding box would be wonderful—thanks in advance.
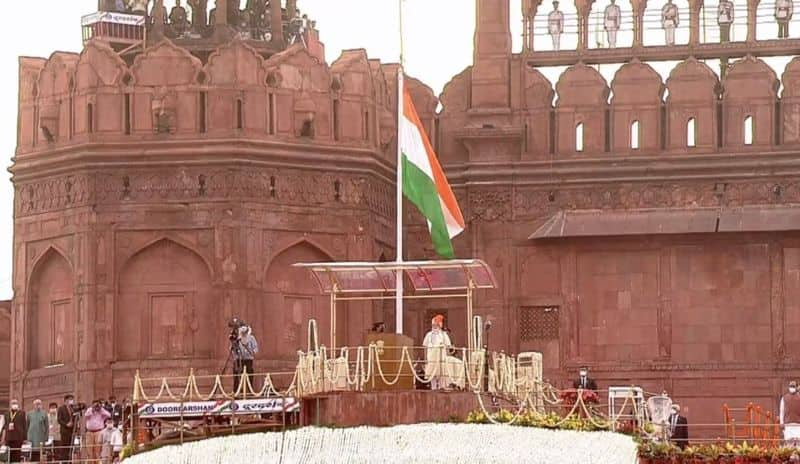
[123,93,131,135]
[87,103,94,133]
[268,93,276,135]
[264,241,334,354]
[236,98,243,130]
[117,239,214,361]
[28,248,74,369]
[744,115,753,145]
[68,79,75,140]
[575,122,584,152]
[332,99,340,141]
[687,117,696,147]
[199,91,207,134]
[630,120,640,150]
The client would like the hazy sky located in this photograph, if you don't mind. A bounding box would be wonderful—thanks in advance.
[0,0,795,299]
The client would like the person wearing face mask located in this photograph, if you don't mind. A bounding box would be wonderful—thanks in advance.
[57,394,76,462]
[668,404,689,449]
[100,418,116,464]
[104,396,123,428]
[781,381,800,446]
[84,400,112,462]
[1,399,28,463]
[26,399,48,462]
[46,402,60,458]
[572,366,598,391]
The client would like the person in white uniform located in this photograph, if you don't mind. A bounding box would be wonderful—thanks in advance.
[604,0,622,47]
[661,0,679,45]
[548,1,565,51]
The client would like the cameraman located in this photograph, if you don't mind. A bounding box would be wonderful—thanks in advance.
[232,325,259,395]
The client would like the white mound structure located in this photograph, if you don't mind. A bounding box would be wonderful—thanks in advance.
[125,423,638,464]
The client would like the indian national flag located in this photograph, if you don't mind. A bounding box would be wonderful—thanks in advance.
[399,79,465,258]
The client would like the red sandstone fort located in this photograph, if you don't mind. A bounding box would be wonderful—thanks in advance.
[8,0,800,434]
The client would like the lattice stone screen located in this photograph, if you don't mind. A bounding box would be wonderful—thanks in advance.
[519,306,559,341]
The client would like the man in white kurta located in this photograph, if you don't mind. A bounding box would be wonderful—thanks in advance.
[423,315,452,390]
[781,381,800,446]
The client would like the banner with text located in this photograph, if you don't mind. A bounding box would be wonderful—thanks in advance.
[138,398,299,418]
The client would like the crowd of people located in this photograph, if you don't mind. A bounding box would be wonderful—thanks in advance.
[0,395,130,463]
[96,0,314,44]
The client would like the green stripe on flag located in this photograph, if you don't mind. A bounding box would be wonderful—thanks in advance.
[401,152,455,259]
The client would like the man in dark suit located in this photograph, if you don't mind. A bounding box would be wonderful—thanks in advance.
[669,404,690,449]
[572,366,598,391]
[56,394,76,462]
[1,398,28,463]
[104,396,124,428]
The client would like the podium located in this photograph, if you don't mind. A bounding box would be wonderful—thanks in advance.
[364,333,415,391]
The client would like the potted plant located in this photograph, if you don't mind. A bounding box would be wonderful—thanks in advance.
[698,444,722,463]
[637,441,656,464]
[650,441,677,464]
[681,445,703,464]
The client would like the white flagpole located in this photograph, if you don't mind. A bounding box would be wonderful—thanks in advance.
[395,0,405,335]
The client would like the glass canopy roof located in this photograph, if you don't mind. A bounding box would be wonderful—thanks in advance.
[293,260,497,294]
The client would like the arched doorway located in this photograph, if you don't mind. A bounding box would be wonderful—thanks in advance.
[263,241,333,360]
[28,248,74,369]
[117,239,214,361]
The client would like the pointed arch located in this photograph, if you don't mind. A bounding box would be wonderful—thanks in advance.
[116,238,215,361]
[27,246,74,369]
[121,235,214,278]
[263,239,335,359]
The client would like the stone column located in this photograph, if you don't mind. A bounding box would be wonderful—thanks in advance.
[632,0,648,47]
[688,0,703,46]
[522,0,543,52]
[576,0,594,51]
[270,0,285,46]
[769,241,786,362]
[151,0,166,39]
[213,0,233,40]
[746,0,761,41]
[471,0,512,109]
[216,0,228,24]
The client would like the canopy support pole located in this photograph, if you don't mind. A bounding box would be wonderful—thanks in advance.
[330,286,338,352]
[467,278,475,352]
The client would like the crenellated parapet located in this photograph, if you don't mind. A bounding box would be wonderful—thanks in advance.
[14,39,438,164]
[438,55,800,164]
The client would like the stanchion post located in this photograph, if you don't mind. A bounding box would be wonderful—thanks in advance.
[132,402,138,455]
[180,398,184,445]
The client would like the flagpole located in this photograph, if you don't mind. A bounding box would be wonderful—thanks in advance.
[395,0,405,335]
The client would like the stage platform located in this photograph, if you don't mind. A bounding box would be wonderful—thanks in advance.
[300,391,482,427]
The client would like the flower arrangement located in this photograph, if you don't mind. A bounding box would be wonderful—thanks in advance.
[123,423,638,464]
[637,441,800,463]
[465,409,606,432]
[560,388,600,405]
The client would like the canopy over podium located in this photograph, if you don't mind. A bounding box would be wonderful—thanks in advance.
[293,260,497,350]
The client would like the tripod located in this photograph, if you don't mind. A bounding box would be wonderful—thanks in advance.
[222,337,256,396]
